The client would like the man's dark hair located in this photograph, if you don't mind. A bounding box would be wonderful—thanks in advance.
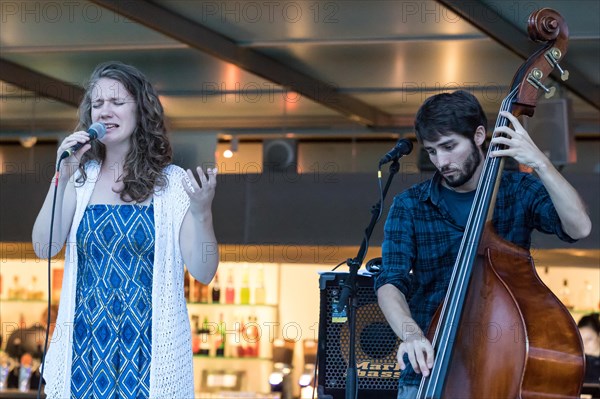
[414,90,487,144]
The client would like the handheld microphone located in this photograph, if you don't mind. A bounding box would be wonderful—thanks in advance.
[378,139,413,167]
[59,122,106,160]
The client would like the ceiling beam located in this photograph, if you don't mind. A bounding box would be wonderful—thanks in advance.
[0,58,84,107]
[0,114,401,133]
[437,0,599,110]
[89,0,395,128]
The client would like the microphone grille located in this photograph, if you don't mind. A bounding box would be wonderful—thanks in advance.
[89,122,106,139]
[398,138,413,153]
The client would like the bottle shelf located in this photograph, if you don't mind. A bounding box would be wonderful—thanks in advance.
[193,355,272,362]
[0,299,48,303]
[187,302,277,309]
[2,262,282,395]
[570,308,599,314]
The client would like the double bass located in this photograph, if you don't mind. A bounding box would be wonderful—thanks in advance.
[418,8,584,399]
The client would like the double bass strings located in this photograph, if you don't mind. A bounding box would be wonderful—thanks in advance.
[419,87,519,396]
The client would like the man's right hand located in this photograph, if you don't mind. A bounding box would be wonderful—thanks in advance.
[398,330,435,377]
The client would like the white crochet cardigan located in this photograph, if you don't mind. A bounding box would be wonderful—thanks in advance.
[43,162,194,398]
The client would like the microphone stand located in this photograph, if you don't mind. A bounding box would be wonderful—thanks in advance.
[337,158,402,399]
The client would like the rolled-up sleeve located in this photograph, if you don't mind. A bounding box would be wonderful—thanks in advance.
[520,174,576,243]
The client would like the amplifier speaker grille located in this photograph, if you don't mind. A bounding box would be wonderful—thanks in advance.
[318,272,401,399]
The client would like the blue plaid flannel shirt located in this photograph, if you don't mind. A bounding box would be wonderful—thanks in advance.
[374,171,576,386]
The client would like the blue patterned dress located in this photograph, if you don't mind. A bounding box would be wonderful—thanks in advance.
[71,203,155,398]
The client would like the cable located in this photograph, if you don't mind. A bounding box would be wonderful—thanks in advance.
[377,168,384,222]
[363,167,385,257]
[36,160,62,399]
[311,348,319,399]
[332,168,384,274]
[331,259,348,271]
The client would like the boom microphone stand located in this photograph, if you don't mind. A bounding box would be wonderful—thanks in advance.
[336,150,407,399]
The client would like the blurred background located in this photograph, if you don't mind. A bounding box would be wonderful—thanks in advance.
[1,1,598,397]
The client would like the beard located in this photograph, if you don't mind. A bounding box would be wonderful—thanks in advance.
[440,142,482,188]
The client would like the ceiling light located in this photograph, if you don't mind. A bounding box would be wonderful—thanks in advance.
[222,136,238,159]
[19,136,38,148]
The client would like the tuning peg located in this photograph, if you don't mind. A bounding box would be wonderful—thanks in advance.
[527,68,556,99]
[544,86,557,99]
[545,48,569,81]
[556,65,569,81]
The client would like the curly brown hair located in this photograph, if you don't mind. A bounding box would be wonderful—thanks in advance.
[76,61,172,202]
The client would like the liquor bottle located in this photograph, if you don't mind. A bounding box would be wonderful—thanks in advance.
[29,276,38,300]
[191,315,201,354]
[254,266,266,305]
[559,279,574,310]
[225,267,235,304]
[52,268,64,304]
[7,276,14,300]
[18,353,32,392]
[228,314,241,357]
[212,273,221,303]
[10,276,21,300]
[184,270,190,301]
[192,278,201,303]
[240,265,250,305]
[215,313,226,357]
[583,280,595,310]
[200,282,210,304]
[199,316,211,356]
[236,315,246,357]
[245,314,260,357]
